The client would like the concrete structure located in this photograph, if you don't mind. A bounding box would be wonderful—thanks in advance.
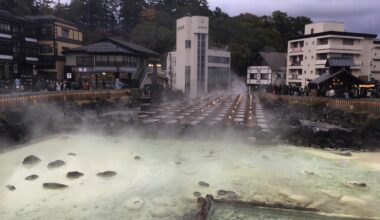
[286,22,378,88]
[166,16,230,98]
[372,40,380,81]
[247,52,287,89]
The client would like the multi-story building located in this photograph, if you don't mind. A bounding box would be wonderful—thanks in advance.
[371,40,380,80]
[63,38,161,89]
[166,16,231,98]
[27,15,83,81]
[247,52,287,89]
[0,2,38,92]
[286,22,378,88]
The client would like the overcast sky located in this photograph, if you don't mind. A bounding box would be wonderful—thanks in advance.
[208,0,380,36]
[60,0,380,37]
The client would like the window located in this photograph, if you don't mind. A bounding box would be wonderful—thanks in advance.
[0,22,11,33]
[76,56,93,66]
[311,28,314,34]
[39,44,53,53]
[261,74,268,80]
[185,66,191,95]
[250,74,257,79]
[40,25,53,36]
[318,38,329,45]
[208,56,230,64]
[62,28,70,39]
[311,56,314,59]
[343,39,354,45]
[185,40,191,48]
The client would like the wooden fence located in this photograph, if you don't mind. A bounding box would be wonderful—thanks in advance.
[0,90,130,112]
[260,92,380,114]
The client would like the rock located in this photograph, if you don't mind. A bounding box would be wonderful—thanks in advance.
[23,155,41,168]
[66,171,84,179]
[47,160,66,169]
[193,192,202,198]
[96,171,117,178]
[175,161,181,165]
[340,196,368,206]
[198,181,209,187]
[134,156,141,160]
[67,153,77,156]
[335,151,352,157]
[6,185,16,191]
[43,183,68,190]
[343,181,367,188]
[262,155,269,160]
[25,175,39,181]
[125,197,144,210]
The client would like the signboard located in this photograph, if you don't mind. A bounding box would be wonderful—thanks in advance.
[67,73,72,79]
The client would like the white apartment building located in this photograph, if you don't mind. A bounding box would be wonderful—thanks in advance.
[287,22,378,88]
[166,16,231,98]
[372,40,380,79]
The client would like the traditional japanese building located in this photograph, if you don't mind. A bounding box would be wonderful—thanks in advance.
[26,15,83,81]
[62,38,161,89]
[0,2,38,92]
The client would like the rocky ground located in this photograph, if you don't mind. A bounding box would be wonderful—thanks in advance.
[261,97,380,151]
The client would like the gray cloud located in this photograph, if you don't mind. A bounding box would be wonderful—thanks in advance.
[208,0,380,36]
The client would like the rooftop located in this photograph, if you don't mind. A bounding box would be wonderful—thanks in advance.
[290,31,377,41]
[63,38,161,57]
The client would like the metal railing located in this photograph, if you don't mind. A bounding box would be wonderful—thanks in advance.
[260,92,380,114]
[0,89,130,112]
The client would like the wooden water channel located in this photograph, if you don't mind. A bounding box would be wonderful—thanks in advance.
[137,94,268,130]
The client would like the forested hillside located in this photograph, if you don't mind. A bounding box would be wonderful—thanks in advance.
[3,0,312,74]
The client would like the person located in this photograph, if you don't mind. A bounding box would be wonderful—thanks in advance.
[327,88,335,97]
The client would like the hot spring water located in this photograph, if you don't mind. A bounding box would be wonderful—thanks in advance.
[0,133,380,219]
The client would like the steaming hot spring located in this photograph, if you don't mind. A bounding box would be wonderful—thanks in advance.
[1,132,380,219]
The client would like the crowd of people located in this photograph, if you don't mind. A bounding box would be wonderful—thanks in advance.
[262,84,380,98]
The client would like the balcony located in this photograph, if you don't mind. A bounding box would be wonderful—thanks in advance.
[316,60,327,66]
[316,43,362,53]
[289,47,303,53]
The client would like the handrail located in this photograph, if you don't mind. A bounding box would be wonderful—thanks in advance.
[0,89,130,112]
[260,92,380,114]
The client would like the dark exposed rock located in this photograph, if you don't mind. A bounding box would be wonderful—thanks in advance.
[134,156,141,160]
[25,175,39,181]
[193,191,202,197]
[43,183,68,190]
[335,151,352,157]
[344,181,367,188]
[47,160,66,169]
[67,153,77,156]
[66,171,84,179]
[6,185,16,191]
[198,181,210,187]
[22,155,41,167]
[96,171,117,178]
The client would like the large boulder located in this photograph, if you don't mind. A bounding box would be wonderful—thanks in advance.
[6,185,16,191]
[96,171,117,178]
[43,183,68,190]
[47,160,66,169]
[25,175,39,181]
[22,155,41,168]
[66,171,84,179]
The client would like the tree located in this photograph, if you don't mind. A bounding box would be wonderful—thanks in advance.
[120,0,146,32]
